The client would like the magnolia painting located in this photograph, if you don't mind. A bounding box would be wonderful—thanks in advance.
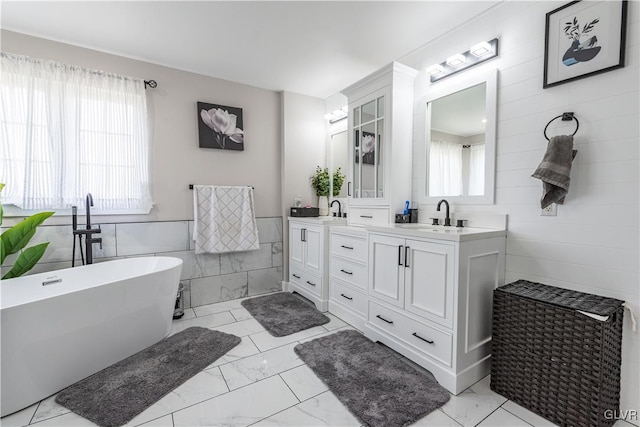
[197,102,244,151]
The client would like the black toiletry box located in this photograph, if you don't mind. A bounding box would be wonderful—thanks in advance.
[290,207,319,217]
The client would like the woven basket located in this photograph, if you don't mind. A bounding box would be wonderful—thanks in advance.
[491,280,624,427]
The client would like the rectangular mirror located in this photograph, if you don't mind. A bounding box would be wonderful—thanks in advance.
[419,69,497,204]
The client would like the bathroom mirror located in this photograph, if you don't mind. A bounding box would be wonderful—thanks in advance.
[419,69,497,204]
[330,130,348,198]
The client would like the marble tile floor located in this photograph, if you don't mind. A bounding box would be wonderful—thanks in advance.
[2,294,637,427]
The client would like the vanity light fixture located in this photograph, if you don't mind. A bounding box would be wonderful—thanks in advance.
[426,64,444,76]
[446,54,466,67]
[427,38,499,83]
[324,106,348,123]
[470,41,492,57]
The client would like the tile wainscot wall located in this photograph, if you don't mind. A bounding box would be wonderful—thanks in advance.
[0,217,284,309]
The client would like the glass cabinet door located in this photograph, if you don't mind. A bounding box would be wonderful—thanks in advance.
[352,95,384,199]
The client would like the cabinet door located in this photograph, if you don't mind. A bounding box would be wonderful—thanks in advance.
[303,225,323,275]
[289,222,305,271]
[404,239,455,328]
[348,89,387,203]
[368,234,404,307]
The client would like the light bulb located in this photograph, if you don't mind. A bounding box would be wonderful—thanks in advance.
[426,64,444,75]
[470,41,491,57]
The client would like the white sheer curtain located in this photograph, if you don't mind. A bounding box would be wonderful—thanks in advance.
[429,139,463,197]
[0,52,152,211]
[468,143,485,196]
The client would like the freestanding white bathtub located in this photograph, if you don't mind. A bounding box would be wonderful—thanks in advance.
[0,256,183,417]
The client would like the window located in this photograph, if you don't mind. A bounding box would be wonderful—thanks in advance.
[0,52,152,213]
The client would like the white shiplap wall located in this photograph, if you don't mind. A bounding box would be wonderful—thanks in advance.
[405,1,639,419]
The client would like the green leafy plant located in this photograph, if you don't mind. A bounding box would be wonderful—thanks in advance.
[311,166,330,197]
[0,184,54,279]
[332,167,346,197]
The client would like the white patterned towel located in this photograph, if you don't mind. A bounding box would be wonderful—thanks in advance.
[193,185,260,254]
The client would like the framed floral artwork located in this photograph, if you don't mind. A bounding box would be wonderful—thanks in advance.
[197,102,244,151]
[543,0,627,88]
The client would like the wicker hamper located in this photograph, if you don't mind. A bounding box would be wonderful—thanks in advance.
[490,280,624,427]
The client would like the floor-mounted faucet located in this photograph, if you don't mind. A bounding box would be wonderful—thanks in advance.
[437,199,451,226]
[72,193,102,265]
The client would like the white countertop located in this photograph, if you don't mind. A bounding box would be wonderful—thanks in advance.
[288,216,347,225]
[366,223,506,242]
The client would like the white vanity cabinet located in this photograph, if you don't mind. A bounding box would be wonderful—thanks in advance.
[364,227,506,394]
[341,62,418,226]
[288,217,345,311]
[369,234,455,329]
[328,226,368,330]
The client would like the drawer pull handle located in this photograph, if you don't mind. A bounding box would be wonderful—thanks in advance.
[292,274,301,279]
[340,245,354,250]
[404,246,410,268]
[340,269,353,275]
[360,215,373,219]
[376,314,394,324]
[340,293,353,300]
[306,281,316,287]
[412,332,434,344]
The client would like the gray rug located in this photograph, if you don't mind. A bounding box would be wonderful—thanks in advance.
[241,292,330,336]
[55,327,240,427]
[294,329,451,427]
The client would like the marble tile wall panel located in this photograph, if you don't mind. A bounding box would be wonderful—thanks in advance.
[219,243,272,274]
[248,267,283,296]
[116,221,189,256]
[162,250,220,281]
[191,272,248,306]
[256,217,283,243]
[180,280,191,309]
[272,242,283,267]
[28,224,117,263]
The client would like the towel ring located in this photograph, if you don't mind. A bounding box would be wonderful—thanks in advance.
[544,112,579,141]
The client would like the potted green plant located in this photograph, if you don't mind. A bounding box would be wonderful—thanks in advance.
[311,166,330,215]
[333,167,346,197]
[0,183,54,279]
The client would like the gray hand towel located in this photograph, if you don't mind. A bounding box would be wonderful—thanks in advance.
[532,135,577,209]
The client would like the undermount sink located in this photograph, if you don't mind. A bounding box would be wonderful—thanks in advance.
[396,223,462,232]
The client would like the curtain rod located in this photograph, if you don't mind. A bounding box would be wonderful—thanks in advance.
[144,80,157,89]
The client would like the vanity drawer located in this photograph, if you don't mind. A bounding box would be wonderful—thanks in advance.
[348,207,389,226]
[329,279,367,316]
[290,266,322,296]
[368,301,452,367]
[330,256,367,290]
[330,233,367,263]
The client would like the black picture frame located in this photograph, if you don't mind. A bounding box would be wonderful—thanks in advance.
[543,0,627,89]
[197,101,244,151]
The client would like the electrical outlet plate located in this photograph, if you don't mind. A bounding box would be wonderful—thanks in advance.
[541,203,557,216]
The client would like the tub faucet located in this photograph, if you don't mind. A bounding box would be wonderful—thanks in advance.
[330,200,342,217]
[72,193,102,265]
[437,199,451,226]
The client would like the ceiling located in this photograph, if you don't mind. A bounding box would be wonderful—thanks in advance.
[0,1,500,99]
[431,82,487,137]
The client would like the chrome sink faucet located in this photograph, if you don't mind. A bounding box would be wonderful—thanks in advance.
[437,199,451,226]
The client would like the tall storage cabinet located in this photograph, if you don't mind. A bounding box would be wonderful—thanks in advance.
[341,62,418,226]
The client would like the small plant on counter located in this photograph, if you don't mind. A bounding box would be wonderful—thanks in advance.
[333,167,346,197]
[0,183,54,279]
[311,166,330,197]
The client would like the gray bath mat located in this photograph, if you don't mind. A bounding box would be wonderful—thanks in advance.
[241,292,330,336]
[55,327,240,427]
[294,329,450,427]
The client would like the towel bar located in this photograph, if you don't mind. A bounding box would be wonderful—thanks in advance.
[544,112,579,140]
[189,184,254,189]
